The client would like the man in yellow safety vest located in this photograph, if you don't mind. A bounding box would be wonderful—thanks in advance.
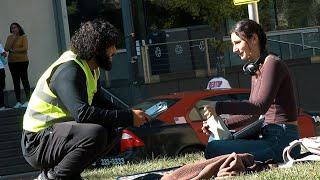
[21,18,149,180]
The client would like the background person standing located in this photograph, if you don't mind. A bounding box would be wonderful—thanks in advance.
[4,22,31,108]
[0,42,7,110]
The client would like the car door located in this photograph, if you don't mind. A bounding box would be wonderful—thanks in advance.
[131,122,202,157]
[187,93,250,144]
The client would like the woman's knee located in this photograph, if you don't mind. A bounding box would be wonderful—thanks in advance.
[204,141,222,159]
[204,139,250,159]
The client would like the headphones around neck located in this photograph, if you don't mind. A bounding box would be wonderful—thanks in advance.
[242,52,268,76]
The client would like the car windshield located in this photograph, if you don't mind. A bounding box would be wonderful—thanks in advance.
[133,99,178,118]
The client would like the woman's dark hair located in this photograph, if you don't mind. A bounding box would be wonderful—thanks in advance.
[10,22,25,36]
[230,19,267,52]
[70,18,120,60]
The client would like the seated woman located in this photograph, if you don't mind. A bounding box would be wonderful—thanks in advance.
[202,19,299,163]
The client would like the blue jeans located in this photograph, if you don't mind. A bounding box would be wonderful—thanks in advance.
[205,124,299,163]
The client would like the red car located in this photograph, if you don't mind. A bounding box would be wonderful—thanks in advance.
[93,88,316,167]
[137,88,252,144]
[135,88,315,142]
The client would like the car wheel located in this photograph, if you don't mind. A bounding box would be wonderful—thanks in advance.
[179,146,203,155]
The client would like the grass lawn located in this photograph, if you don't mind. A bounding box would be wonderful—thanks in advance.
[82,152,320,180]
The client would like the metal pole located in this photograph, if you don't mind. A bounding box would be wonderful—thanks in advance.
[248,2,259,23]
[272,0,279,29]
[204,39,212,76]
[120,0,136,105]
[289,45,292,59]
[52,0,70,54]
[301,32,305,50]
[136,0,147,40]
[141,41,150,83]
[145,45,151,83]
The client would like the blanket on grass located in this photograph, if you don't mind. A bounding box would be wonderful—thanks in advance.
[117,153,276,180]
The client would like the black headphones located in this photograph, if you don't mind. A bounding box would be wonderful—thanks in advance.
[242,51,268,76]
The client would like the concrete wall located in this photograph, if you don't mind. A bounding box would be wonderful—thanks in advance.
[0,1,57,95]
[0,0,69,105]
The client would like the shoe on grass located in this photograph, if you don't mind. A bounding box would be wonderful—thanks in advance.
[21,101,29,108]
[13,102,22,108]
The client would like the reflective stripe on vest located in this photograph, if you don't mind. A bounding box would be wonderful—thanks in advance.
[23,51,100,132]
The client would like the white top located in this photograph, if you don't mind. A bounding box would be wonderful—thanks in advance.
[0,43,4,54]
[0,43,5,69]
[206,77,231,89]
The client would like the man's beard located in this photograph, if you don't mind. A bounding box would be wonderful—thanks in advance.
[95,53,112,71]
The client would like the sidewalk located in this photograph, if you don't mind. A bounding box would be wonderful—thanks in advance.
[0,171,38,180]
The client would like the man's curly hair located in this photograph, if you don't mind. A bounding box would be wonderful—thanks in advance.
[70,18,120,60]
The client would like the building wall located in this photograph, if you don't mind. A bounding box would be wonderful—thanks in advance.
[0,0,62,92]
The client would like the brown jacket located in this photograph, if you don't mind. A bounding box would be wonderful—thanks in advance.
[4,34,29,62]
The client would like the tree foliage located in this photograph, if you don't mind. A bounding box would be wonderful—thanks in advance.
[148,0,320,31]
[276,0,320,29]
[149,0,248,32]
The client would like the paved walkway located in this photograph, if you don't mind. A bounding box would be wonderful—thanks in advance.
[1,171,38,180]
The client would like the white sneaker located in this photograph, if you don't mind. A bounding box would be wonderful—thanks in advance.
[0,106,6,111]
[13,102,22,108]
[21,101,29,108]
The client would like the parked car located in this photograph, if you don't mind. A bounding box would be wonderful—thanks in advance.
[92,88,251,167]
[92,88,316,168]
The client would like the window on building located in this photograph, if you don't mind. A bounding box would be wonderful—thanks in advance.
[66,0,125,48]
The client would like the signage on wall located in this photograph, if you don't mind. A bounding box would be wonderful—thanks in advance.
[233,0,260,5]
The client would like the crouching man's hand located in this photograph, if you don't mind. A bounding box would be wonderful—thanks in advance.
[132,110,150,127]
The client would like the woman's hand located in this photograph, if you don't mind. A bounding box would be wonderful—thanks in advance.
[202,120,211,135]
[0,52,6,57]
[132,109,150,127]
[201,105,217,135]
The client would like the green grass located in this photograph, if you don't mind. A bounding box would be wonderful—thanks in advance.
[82,152,320,180]
[82,153,204,179]
[233,162,320,180]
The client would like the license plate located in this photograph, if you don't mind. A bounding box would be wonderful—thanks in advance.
[92,157,125,167]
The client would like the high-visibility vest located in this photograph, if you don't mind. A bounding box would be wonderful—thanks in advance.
[23,51,100,132]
